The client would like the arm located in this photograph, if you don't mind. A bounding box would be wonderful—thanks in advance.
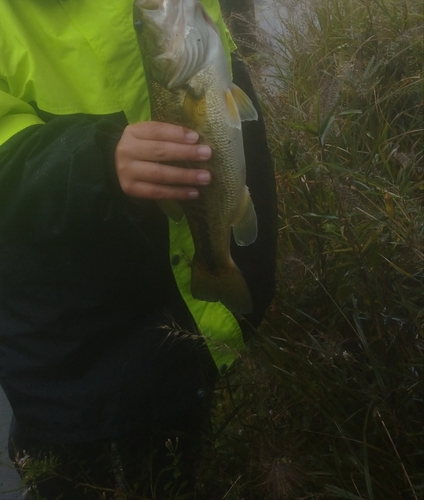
[0,107,212,243]
[0,113,125,242]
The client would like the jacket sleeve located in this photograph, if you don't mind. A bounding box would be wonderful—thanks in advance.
[230,54,278,328]
[0,103,128,243]
[0,87,44,145]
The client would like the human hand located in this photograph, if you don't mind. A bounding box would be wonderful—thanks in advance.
[115,121,212,200]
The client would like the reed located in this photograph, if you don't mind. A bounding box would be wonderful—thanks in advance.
[12,1,423,498]
[200,0,424,498]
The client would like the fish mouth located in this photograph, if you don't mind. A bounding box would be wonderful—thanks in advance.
[134,0,219,88]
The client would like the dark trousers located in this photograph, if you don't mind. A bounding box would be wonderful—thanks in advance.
[5,304,218,499]
[9,410,210,500]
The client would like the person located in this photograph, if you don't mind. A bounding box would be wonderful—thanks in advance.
[0,0,277,498]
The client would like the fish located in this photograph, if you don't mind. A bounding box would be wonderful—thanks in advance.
[133,0,258,313]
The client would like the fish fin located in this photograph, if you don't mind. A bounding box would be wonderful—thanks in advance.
[183,86,207,128]
[230,84,258,122]
[157,200,184,223]
[191,257,253,314]
[225,89,242,129]
[232,186,258,246]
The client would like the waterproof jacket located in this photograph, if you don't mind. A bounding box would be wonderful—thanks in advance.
[0,0,277,442]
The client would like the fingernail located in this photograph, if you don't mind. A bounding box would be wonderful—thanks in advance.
[188,190,199,199]
[185,130,199,142]
[197,145,211,159]
[197,171,211,184]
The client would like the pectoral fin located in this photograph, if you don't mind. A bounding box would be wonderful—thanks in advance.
[224,85,258,128]
[225,89,242,129]
[232,186,258,246]
[230,84,258,122]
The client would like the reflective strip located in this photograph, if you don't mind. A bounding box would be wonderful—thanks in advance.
[168,217,244,371]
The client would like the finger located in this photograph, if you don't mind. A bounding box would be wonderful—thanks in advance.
[130,161,211,186]
[132,140,212,163]
[129,121,200,144]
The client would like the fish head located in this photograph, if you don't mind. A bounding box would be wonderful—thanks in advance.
[133,0,220,88]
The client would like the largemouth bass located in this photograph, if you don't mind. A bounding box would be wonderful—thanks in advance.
[133,0,258,313]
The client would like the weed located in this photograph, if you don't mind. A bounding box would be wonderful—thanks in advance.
[204,0,423,498]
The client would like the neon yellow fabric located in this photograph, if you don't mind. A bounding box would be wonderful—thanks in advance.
[0,0,236,144]
[0,0,243,370]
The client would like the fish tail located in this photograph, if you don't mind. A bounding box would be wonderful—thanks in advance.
[191,258,253,314]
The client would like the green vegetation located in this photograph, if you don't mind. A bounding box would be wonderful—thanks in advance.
[200,0,424,498]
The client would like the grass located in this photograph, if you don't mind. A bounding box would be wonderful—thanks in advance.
[199,0,424,498]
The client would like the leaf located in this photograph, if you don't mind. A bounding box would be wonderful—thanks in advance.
[320,114,336,145]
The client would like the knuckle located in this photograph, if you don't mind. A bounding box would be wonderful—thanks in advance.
[153,144,167,161]
[114,142,125,158]
[120,180,133,195]
[115,142,131,165]
[116,159,132,179]
[127,123,141,136]
[115,160,125,176]
[150,163,164,182]
[148,185,165,200]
